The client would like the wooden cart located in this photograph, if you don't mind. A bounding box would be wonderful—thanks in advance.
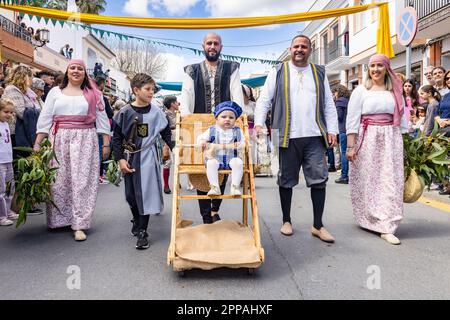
[167,113,265,276]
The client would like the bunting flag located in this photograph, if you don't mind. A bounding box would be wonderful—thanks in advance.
[0,1,394,57]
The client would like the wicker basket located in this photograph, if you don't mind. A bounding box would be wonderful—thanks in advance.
[189,173,225,193]
[403,169,425,203]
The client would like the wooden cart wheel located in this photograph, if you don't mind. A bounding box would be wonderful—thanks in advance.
[247,268,255,276]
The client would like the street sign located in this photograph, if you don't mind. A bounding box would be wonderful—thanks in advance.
[397,7,418,46]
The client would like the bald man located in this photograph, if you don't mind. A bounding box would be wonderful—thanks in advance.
[180,32,245,224]
[180,32,244,115]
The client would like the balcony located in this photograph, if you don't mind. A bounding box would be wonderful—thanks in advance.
[0,15,34,63]
[405,0,449,20]
[324,42,350,74]
[405,0,450,37]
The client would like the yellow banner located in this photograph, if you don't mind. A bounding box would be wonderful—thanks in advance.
[0,2,394,57]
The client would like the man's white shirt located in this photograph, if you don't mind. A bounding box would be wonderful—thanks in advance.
[179,64,245,115]
[255,62,338,138]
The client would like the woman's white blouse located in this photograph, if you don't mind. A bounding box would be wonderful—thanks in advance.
[346,85,408,134]
[36,86,110,135]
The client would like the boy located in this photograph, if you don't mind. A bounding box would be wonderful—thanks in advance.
[162,96,179,194]
[112,74,173,250]
[198,101,245,202]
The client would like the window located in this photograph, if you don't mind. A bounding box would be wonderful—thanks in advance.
[332,24,339,50]
[355,0,368,32]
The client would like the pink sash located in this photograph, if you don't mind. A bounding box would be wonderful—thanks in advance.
[53,115,95,135]
[356,113,393,154]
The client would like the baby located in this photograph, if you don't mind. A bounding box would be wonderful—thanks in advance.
[198,101,245,197]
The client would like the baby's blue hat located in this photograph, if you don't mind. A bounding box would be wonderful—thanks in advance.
[214,101,242,118]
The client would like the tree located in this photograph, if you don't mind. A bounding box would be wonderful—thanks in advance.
[41,0,67,10]
[75,0,106,14]
[29,0,106,14]
[108,38,167,80]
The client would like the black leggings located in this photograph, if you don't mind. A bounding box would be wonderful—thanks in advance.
[130,206,149,231]
[279,186,325,229]
[196,175,229,219]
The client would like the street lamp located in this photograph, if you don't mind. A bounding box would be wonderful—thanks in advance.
[34,28,50,48]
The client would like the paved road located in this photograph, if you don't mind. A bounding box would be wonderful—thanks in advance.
[1,171,450,300]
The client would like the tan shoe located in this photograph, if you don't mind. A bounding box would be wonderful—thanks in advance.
[280,222,293,236]
[74,230,87,241]
[311,227,335,243]
[381,233,401,245]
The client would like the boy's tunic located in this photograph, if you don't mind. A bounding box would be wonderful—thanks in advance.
[114,104,170,215]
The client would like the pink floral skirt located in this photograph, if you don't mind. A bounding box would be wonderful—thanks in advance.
[349,125,404,234]
[47,128,99,230]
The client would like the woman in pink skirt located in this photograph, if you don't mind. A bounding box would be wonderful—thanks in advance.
[34,60,110,241]
[346,54,407,245]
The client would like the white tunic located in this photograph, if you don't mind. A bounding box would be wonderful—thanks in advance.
[36,86,110,135]
[255,62,338,138]
[179,67,245,115]
[346,85,408,134]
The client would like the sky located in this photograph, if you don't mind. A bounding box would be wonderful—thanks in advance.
[96,0,314,82]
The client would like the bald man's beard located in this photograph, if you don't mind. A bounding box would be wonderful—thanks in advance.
[204,50,221,62]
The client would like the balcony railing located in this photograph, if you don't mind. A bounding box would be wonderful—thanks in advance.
[405,0,450,20]
[0,15,32,43]
[324,36,350,64]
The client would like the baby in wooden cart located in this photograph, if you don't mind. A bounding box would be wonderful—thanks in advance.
[197,101,245,197]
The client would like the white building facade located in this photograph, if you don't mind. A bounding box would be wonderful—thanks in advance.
[279,0,450,90]
[12,0,132,99]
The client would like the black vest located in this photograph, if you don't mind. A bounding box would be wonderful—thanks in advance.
[184,60,239,114]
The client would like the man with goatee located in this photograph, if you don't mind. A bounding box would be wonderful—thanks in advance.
[180,32,244,224]
[255,34,338,242]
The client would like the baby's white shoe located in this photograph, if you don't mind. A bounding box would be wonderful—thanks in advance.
[207,185,221,196]
[230,184,242,196]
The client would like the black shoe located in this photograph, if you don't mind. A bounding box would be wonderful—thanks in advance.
[335,177,349,184]
[136,230,149,250]
[202,216,213,224]
[212,214,221,223]
[328,167,337,172]
[131,219,139,236]
[164,187,171,194]
[439,189,450,195]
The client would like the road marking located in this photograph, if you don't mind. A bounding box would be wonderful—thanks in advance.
[418,196,450,213]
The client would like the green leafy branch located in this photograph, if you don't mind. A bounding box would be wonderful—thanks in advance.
[104,155,121,187]
[7,139,59,227]
[403,122,450,187]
